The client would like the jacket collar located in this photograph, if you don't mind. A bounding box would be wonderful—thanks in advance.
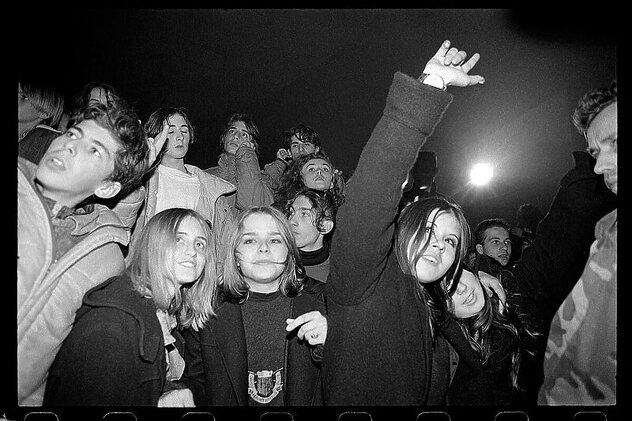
[210,301,250,405]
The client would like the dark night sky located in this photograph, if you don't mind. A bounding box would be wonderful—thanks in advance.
[18,7,617,228]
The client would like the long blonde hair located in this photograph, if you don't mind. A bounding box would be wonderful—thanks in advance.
[220,206,306,304]
[126,208,217,330]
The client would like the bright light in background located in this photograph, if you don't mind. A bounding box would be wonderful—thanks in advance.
[469,163,494,186]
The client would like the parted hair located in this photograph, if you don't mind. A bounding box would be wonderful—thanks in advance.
[126,208,217,331]
[220,206,307,304]
[218,112,262,156]
[274,151,345,209]
[19,79,65,128]
[395,194,471,337]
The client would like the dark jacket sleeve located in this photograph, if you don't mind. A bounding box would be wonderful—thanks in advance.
[328,72,453,305]
[178,326,208,405]
[505,151,617,325]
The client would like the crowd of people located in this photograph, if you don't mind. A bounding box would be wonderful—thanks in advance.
[17,39,617,408]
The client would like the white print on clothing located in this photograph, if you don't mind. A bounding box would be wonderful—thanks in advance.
[248,368,283,404]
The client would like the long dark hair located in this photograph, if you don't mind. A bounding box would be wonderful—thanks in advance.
[394,194,470,338]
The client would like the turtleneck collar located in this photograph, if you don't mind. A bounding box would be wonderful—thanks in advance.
[299,241,330,266]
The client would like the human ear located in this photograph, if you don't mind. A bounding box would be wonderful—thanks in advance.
[475,244,484,255]
[319,219,334,235]
[94,181,122,199]
[38,110,51,121]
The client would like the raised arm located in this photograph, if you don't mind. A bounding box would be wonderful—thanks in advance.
[234,143,275,209]
[329,40,484,305]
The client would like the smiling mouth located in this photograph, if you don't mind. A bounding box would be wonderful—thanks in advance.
[422,255,438,264]
[463,291,474,305]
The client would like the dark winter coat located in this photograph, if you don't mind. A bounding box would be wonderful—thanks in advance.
[322,71,492,405]
[44,275,167,406]
[179,278,326,406]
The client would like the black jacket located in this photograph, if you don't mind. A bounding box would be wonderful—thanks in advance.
[179,277,326,406]
[323,72,474,406]
[44,275,167,406]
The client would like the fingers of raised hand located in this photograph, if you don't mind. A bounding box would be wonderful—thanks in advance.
[433,39,451,59]
[461,52,481,74]
[443,47,461,65]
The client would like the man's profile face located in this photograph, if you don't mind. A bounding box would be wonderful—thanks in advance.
[477,226,512,267]
[288,195,322,251]
[587,102,617,195]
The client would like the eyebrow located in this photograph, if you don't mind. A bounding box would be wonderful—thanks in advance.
[73,127,113,159]
[177,231,208,243]
[241,230,282,237]
[305,163,331,168]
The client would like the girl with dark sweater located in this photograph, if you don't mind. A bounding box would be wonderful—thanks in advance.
[179,206,327,406]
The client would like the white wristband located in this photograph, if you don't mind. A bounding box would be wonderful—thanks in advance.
[419,73,446,91]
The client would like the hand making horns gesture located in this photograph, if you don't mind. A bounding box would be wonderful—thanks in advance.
[422,39,485,88]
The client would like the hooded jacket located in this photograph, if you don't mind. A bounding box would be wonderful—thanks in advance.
[18,157,130,406]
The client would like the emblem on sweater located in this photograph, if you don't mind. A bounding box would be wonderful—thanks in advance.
[248,368,283,404]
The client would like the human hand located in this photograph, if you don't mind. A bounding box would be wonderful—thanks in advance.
[276,148,292,162]
[236,141,255,151]
[421,40,485,88]
[157,388,195,407]
[147,122,169,166]
[286,311,327,345]
[478,270,506,314]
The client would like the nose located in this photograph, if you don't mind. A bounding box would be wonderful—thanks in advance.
[183,241,196,257]
[430,233,445,252]
[594,150,615,176]
[258,241,270,253]
[64,138,78,156]
[289,214,298,227]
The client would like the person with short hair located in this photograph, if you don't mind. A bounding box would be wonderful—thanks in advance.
[279,188,336,283]
[205,113,275,211]
[128,107,237,266]
[539,80,618,405]
[467,218,513,278]
[18,99,157,406]
[263,123,322,190]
